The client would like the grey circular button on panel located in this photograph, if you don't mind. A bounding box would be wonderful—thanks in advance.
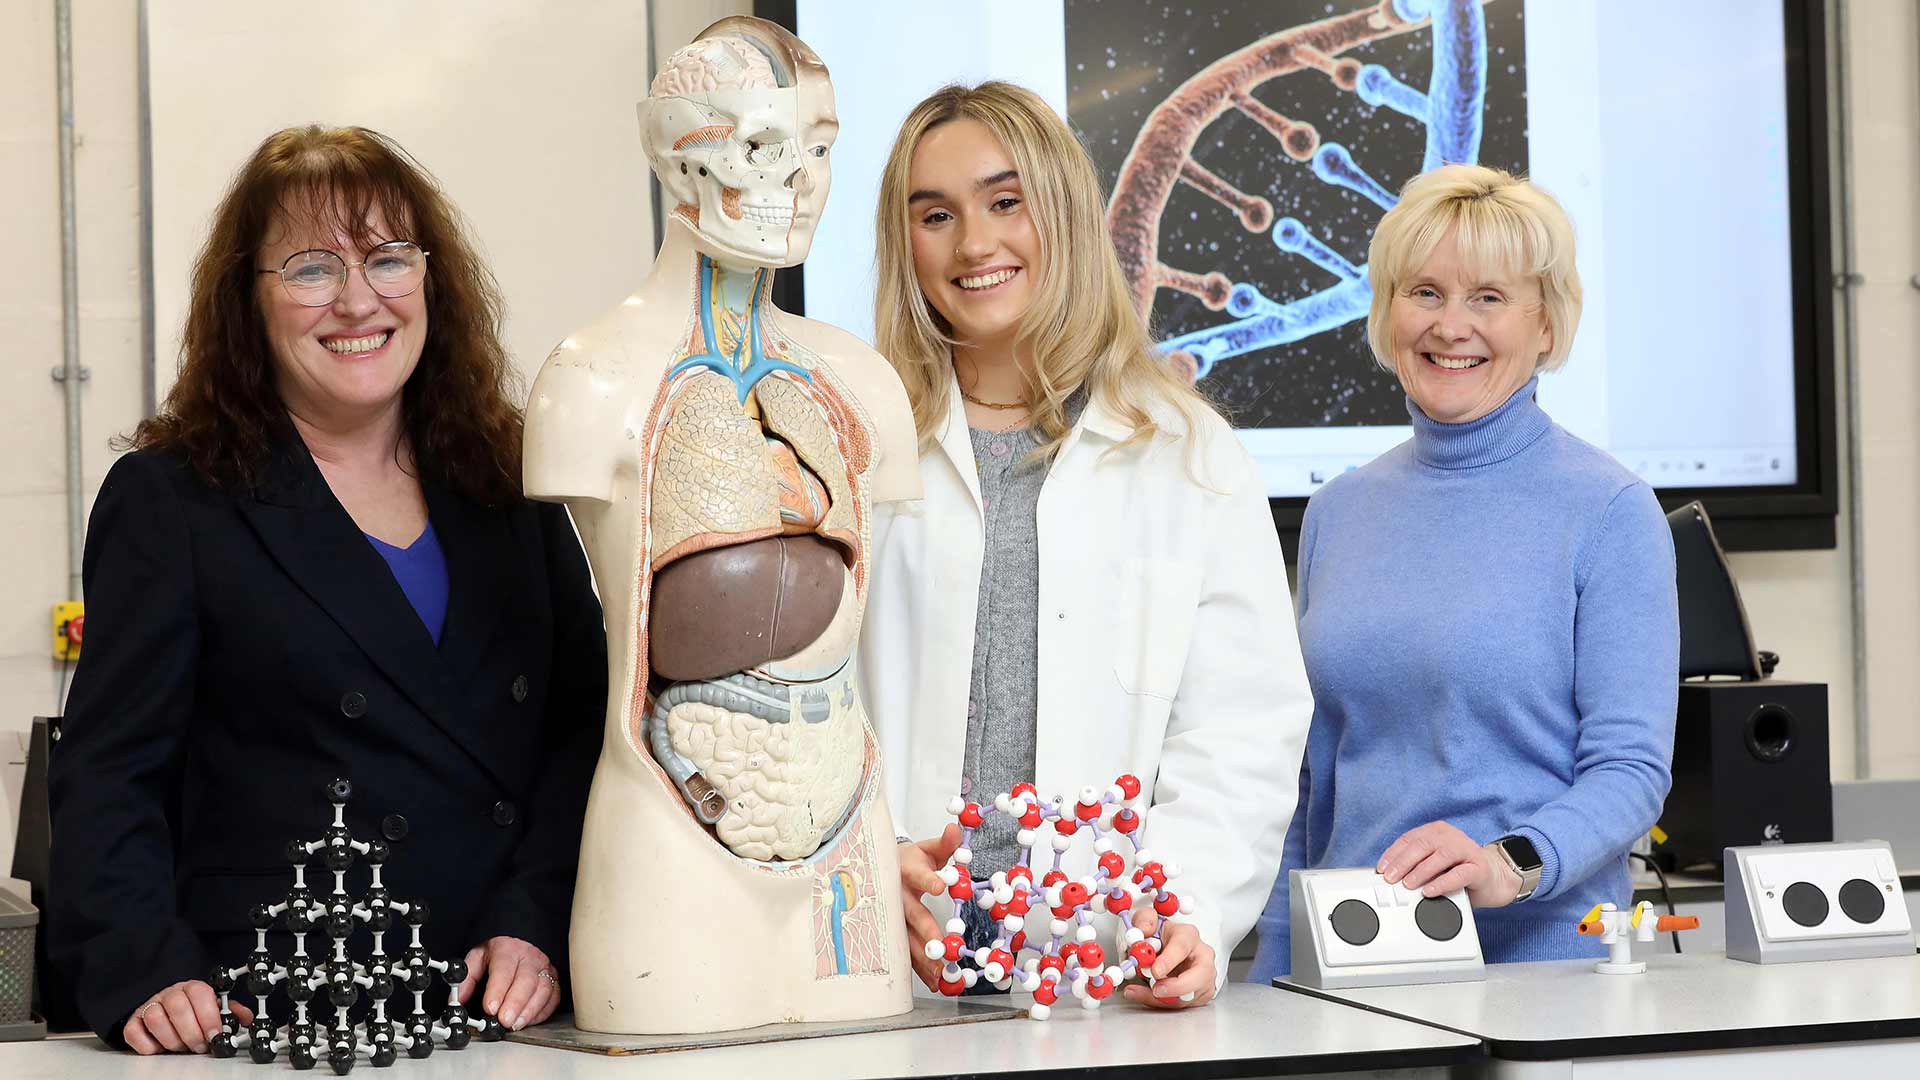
[1415,896,1463,941]
[381,814,408,842]
[1782,881,1829,927]
[511,675,529,703]
[1838,877,1885,924]
[1329,899,1380,946]
[340,692,367,719]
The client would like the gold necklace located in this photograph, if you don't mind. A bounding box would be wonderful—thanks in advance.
[960,387,1029,411]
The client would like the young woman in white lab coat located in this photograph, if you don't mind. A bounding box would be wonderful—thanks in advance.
[858,81,1312,1006]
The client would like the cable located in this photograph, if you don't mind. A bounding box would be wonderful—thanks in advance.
[56,652,73,716]
[1631,851,1683,953]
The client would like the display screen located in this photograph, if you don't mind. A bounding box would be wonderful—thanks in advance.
[790,0,1805,498]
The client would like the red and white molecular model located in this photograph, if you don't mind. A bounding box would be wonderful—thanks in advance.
[924,775,1196,1020]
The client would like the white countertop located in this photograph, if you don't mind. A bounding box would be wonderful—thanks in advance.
[1278,951,1920,1058]
[2,983,1480,1079]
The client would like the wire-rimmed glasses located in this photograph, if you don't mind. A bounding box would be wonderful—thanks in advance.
[257,240,429,307]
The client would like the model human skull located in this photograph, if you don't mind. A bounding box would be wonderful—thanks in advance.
[639,30,836,268]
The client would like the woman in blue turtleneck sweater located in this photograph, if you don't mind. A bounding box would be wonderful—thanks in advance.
[1248,165,1678,980]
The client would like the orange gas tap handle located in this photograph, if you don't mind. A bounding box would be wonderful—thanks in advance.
[1654,915,1699,932]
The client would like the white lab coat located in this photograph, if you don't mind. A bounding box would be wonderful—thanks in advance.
[860,373,1312,983]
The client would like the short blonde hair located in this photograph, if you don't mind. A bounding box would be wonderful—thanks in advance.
[1365,164,1582,374]
[873,81,1214,460]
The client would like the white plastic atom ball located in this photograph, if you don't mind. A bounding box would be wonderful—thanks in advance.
[938,866,960,886]
[1164,861,1182,880]
[994,978,1013,993]
[947,796,966,815]
[1123,927,1145,945]
[1005,914,1025,933]
[1075,924,1097,943]
[1078,785,1100,806]
[924,940,944,960]
[994,792,1013,813]
[1050,833,1073,853]
[1016,829,1035,848]
[1070,976,1088,999]
[1081,995,1101,1011]
[1133,847,1153,864]
[1020,957,1039,975]
[1092,835,1114,854]
[954,847,973,866]
[1030,1003,1051,1021]
[1180,896,1195,915]
[990,870,1008,889]
[1050,918,1070,938]
[1105,965,1124,983]
[994,884,1015,905]
[983,962,1006,982]
[961,969,979,987]
[1107,784,1125,802]
[946,917,967,935]
[1044,883,1064,907]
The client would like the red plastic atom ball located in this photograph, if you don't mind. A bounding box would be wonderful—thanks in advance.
[1054,818,1078,836]
[1061,882,1090,907]
[1039,954,1067,977]
[1042,870,1069,888]
[1007,866,1035,886]
[1008,892,1032,916]
[1115,774,1143,800]
[1128,941,1158,969]
[1079,943,1105,970]
[949,877,975,901]
[1034,981,1058,1006]
[1020,805,1044,829]
[1097,852,1126,879]
[1113,809,1140,834]
[939,974,965,997]
[1058,942,1081,966]
[1087,974,1116,1000]
[958,802,984,828]
[1105,892,1132,915]
[1050,902,1076,919]
[941,933,965,962]
[1134,861,1168,890]
[1155,891,1181,917]
[990,901,1009,921]
[988,948,1015,972]
[1074,799,1101,822]
[1010,931,1027,952]
[1011,782,1038,801]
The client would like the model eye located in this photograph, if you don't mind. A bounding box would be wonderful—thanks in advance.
[746,140,760,153]
[810,145,827,158]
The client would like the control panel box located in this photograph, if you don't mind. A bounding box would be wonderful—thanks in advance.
[1725,840,1914,964]
[1286,868,1485,989]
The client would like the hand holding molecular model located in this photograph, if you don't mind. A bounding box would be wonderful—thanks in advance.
[922,776,1199,1020]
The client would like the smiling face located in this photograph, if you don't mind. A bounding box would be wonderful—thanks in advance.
[256,199,427,429]
[1388,228,1552,424]
[905,119,1040,352]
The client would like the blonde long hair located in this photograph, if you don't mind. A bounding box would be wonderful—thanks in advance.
[874,81,1214,460]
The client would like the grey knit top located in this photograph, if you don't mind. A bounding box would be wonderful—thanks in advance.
[959,421,1047,880]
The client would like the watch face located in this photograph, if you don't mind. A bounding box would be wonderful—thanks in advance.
[1501,836,1542,871]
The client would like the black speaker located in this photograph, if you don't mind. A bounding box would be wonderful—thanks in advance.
[1658,681,1832,872]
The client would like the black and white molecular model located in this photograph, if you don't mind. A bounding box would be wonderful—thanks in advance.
[207,778,504,1072]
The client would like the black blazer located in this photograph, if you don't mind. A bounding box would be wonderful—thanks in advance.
[47,439,607,1044]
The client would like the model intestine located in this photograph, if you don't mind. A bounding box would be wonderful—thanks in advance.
[924,776,1196,1020]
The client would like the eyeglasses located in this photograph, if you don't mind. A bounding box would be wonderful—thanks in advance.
[257,240,430,307]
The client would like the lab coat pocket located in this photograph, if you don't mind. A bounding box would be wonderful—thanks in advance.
[1112,557,1204,700]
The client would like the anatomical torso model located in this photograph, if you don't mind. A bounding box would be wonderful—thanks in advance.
[524,17,919,1034]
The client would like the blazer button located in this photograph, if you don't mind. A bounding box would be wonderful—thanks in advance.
[492,800,517,827]
[381,814,409,842]
[340,692,368,719]
[511,675,529,703]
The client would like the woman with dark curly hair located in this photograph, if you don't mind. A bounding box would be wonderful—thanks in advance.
[47,126,606,1054]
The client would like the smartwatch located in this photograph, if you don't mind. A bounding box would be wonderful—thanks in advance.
[1491,834,1543,902]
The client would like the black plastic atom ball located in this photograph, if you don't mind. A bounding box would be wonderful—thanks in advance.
[286,839,312,865]
[327,778,353,804]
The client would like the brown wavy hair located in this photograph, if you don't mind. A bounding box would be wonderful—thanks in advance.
[125,125,524,504]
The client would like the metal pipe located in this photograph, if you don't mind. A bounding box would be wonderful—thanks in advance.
[138,0,155,417]
[1833,0,1869,778]
[55,0,85,603]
